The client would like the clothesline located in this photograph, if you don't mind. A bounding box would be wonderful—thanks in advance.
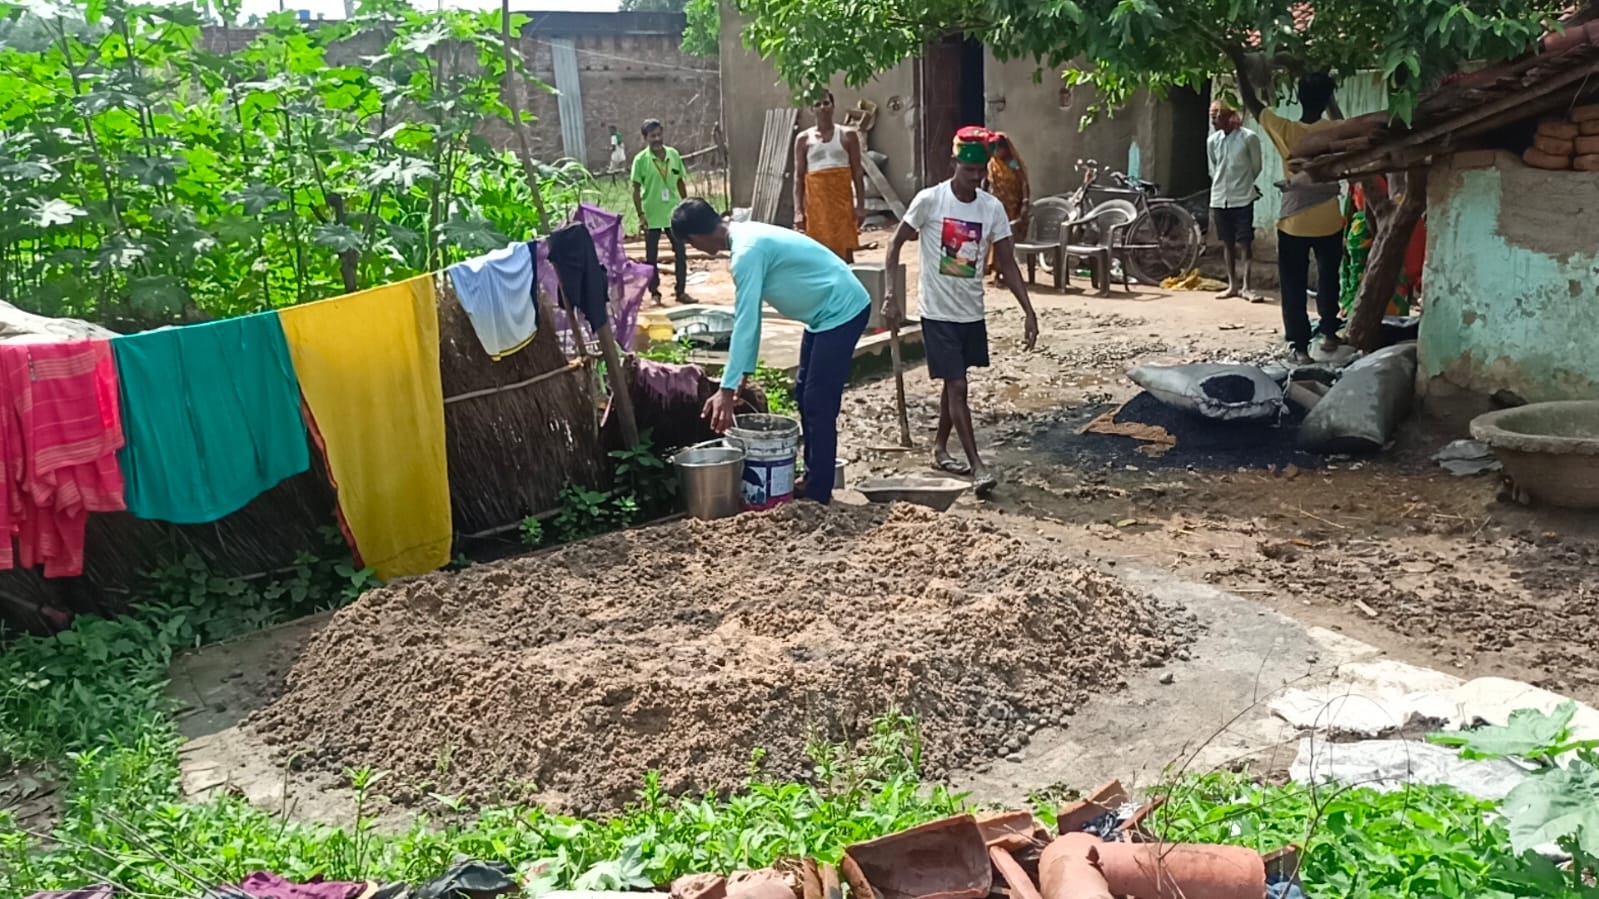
[443,359,589,406]
[1,203,649,584]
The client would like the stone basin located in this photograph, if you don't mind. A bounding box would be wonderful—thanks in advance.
[1470,400,1599,509]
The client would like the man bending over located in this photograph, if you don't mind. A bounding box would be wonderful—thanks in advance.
[672,198,870,505]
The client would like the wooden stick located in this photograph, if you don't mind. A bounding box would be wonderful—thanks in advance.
[598,321,640,447]
[1296,506,1349,530]
[889,319,912,447]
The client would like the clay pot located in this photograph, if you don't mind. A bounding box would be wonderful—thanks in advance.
[1094,842,1266,899]
[1037,832,1113,899]
[844,815,992,899]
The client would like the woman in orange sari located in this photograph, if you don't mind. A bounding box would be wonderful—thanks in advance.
[985,132,1031,285]
[794,91,866,261]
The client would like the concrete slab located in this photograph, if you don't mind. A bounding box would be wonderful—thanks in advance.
[951,562,1388,803]
[654,302,924,382]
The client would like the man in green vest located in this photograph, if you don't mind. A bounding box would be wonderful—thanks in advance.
[631,119,689,305]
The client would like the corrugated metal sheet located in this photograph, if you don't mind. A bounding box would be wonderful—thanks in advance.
[1242,71,1387,225]
[550,38,587,164]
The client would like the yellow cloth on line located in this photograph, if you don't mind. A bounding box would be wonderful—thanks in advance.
[279,274,452,579]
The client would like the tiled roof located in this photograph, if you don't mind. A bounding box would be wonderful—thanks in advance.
[1288,16,1599,179]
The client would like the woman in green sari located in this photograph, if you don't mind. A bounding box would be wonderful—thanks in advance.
[1339,178,1425,319]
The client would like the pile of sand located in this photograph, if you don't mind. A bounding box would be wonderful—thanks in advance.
[250,504,1184,813]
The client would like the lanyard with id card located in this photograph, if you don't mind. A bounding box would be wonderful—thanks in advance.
[654,156,673,202]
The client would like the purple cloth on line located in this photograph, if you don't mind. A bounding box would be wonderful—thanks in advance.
[28,888,114,899]
[239,872,366,899]
[534,203,650,354]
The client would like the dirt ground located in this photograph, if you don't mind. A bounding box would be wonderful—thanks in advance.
[811,226,1599,705]
[153,224,1599,827]
[246,503,1180,816]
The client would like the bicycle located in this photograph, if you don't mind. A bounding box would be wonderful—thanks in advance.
[1061,159,1205,286]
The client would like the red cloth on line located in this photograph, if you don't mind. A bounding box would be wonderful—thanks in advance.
[0,340,125,577]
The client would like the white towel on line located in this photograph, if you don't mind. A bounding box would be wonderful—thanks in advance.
[447,242,538,360]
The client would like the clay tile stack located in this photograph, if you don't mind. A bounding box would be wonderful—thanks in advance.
[664,780,1302,899]
[835,787,1298,899]
[1524,106,1599,171]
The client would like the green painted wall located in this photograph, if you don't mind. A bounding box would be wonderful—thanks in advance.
[1419,153,1599,403]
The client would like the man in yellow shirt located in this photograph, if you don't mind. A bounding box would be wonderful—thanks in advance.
[1237,72,1344,365]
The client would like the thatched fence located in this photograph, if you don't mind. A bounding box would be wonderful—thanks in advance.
[0,280,739,635]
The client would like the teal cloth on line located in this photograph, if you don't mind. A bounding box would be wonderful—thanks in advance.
[113,312,310,524]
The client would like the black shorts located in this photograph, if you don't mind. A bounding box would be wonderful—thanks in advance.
[1212,205,1255,245]
[922,318,989,381]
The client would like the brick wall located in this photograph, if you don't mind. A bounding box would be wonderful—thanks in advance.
[201,12,720,175]
[516,21,722,173]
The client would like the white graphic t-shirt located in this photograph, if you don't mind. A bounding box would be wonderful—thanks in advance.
[902,182,1012,323]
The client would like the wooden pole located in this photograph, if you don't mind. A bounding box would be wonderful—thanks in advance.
[889,321,912,447]
[598,322,640,447]
[501,0,550,234]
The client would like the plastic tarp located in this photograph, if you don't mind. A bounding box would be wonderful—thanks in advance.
[1290,738,1531,800]
[1297,342,1417,453]
[1127,363,1285,422]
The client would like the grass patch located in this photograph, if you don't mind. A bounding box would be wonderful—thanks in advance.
[577,170,727,239]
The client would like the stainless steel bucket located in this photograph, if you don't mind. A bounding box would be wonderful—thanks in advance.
[673,441,746,520]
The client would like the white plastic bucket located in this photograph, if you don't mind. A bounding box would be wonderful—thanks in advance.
[727,413,800,510]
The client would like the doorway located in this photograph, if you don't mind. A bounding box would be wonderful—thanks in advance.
[916,34,985,187]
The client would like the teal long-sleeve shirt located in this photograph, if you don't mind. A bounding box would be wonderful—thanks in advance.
[721,221,870,390]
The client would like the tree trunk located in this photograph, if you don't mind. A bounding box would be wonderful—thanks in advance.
[1348,171,1428,351]
[502,0,551,234]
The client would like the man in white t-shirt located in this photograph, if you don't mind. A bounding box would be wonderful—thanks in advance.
[884,126,1038,496]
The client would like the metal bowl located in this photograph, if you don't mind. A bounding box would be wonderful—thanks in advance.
[855,476,970,512]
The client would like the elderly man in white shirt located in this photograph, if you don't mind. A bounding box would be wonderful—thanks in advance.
[1207,101,1264,300]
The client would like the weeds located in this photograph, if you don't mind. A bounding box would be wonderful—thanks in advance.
[638,336,694,365]
[519,516,545,547]
[752,364,796,417]
[1147,773,1516,899]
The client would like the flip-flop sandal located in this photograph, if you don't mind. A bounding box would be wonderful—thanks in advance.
[973,474,998,498]
[933,457,972,476]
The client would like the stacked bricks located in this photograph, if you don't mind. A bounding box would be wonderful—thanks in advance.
[1525,105,1599,171]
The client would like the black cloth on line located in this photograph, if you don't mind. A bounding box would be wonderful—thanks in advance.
[544,222,610,331]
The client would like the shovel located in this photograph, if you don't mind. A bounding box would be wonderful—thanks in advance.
[886,300,912,449]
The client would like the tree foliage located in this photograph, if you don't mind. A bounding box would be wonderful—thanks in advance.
[682,0,719,58]
[730,0,1568,119]
[0,0,592,328]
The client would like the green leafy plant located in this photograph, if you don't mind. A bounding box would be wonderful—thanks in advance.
[554,483,615,543]
[1430,702,1599,762]
[1432,703,1599,882]
[1144,772,1528,899]
[519,515,546,547]
[0,0,592,327]
[638,336,695,365]
[752,362,796,417]
[610,430,675,517]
